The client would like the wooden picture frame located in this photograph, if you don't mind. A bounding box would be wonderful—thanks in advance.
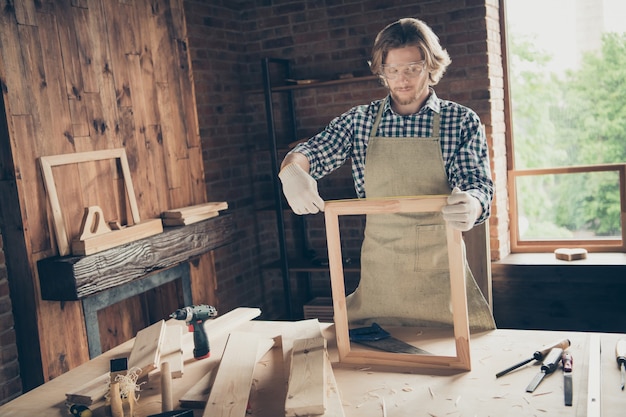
[324,196,472,371]
[39,149,141,257]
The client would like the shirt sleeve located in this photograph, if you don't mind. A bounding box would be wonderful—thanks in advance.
[448,109,494,225]
[288,109,355,180]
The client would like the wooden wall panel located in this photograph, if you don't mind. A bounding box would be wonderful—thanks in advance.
[0,0,208,388]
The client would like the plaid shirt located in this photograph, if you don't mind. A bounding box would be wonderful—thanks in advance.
[290,90,493,223]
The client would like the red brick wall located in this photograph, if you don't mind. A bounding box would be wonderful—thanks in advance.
[0,236,22,405]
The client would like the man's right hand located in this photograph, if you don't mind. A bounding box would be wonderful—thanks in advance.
[278,163,324,214]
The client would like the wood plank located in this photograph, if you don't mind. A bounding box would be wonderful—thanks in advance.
[38,214,235,300]
[160,325,184,379]
[285,337,327,416]
[162,212,218,227]
[162,202,228,219]
[65,372,109,405]
[587,334,601,417]
[179,336,275,409]
[202,332,260,417]
[128,319,167,379]
[71,218,163,256]
[202,307,262,341]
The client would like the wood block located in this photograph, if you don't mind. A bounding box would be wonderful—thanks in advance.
[322,355,345,417]
[71,218,163,255]
[202,332,261,417]
[162,202,228,219]
[128,320,166,378]
[179,336,275,409]
[65,372,109,405]
[160,325,183,378]
[555,247,588,261]
[162,211,219,226]
[285,337,327,417]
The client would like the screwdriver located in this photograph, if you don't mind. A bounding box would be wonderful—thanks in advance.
[496,338,571,378]
[526,347,564,392]
[616,339,626,390]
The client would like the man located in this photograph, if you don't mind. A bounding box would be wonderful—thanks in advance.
[278,18,495,330]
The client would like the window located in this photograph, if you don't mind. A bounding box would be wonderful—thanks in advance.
[502,0,626,252]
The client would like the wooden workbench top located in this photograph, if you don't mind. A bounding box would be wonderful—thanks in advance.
[1,319,623,417]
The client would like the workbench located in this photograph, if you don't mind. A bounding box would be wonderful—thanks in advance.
[1,319,623,417]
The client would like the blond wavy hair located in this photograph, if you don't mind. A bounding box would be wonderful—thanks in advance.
[370,18,451,86]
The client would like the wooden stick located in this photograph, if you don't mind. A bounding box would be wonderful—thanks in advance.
[161,361,173,412]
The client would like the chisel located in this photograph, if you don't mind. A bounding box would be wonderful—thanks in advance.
[525,347,564,392]
[496,338,571,378]
[616,339,626,390]
[562,351,573,406]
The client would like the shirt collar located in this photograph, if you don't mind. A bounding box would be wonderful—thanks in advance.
[383,88,441,115]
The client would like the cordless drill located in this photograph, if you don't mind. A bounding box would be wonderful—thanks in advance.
[170,305,217,360]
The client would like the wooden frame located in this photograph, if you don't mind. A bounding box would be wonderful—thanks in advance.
[509,164,626,253]
[324,196,471,371]
[39,149,141,256]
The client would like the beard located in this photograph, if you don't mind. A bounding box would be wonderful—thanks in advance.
[389,83,429,112]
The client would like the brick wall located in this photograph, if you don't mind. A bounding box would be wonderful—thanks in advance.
[0,235,22,405]
[184,0,509,318]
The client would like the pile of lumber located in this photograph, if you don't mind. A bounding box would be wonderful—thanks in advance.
[65,308,343,417]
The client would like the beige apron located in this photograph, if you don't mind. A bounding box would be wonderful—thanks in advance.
[345,102,496,331]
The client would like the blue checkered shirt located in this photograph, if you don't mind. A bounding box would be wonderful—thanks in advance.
[290,90,493,223]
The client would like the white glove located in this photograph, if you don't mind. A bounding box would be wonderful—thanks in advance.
[441,187,482,231]
[278,163,325,215]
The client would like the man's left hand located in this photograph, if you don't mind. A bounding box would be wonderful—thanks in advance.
[441,187,482,231]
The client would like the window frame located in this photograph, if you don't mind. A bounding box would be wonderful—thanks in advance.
[499,0,626,253]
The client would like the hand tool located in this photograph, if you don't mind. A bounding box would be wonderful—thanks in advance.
[562,351,573,406]
[525,347,564,392]
[349,322,431,354]
[170,305,218,360]
[616,339,626,390]
[69,404,93,417]
[496,338,570,378]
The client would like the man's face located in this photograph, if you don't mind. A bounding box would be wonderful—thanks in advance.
[383,46,430,114]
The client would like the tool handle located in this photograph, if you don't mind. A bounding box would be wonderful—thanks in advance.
[616,339,626,364]
[541,347,564,374]
[562,351,573,372]
[535,338,571,360]
[191,320,210,359]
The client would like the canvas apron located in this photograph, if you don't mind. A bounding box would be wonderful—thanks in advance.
[345,103,496,331]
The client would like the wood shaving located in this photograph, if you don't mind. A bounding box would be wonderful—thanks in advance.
[532,391,553,397]
[428,386,436,398]
[381,397,387,417]
[402,387,413,392]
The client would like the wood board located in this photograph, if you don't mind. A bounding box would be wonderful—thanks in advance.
[71,218,163,255]
[202,332,261,417]
[285,337,327,416]
[324,196,472,371]
[128,320,166,379]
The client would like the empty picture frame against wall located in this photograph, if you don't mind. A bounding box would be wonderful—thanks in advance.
[324,196,472,371]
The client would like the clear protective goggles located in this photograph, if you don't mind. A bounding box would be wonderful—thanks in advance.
[380,61,426,80]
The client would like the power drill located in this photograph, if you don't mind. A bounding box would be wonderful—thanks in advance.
[170,304,217,360]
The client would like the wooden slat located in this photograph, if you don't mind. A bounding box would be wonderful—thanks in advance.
[128,319,166,378]
[202,332,261,417]
[159,325,184,378]
[179,336,275,409]
[285,337,327,416]
[65,372,109,405]
[162,202,228,219]
[71,218,163,256]
[162,212,219,226]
